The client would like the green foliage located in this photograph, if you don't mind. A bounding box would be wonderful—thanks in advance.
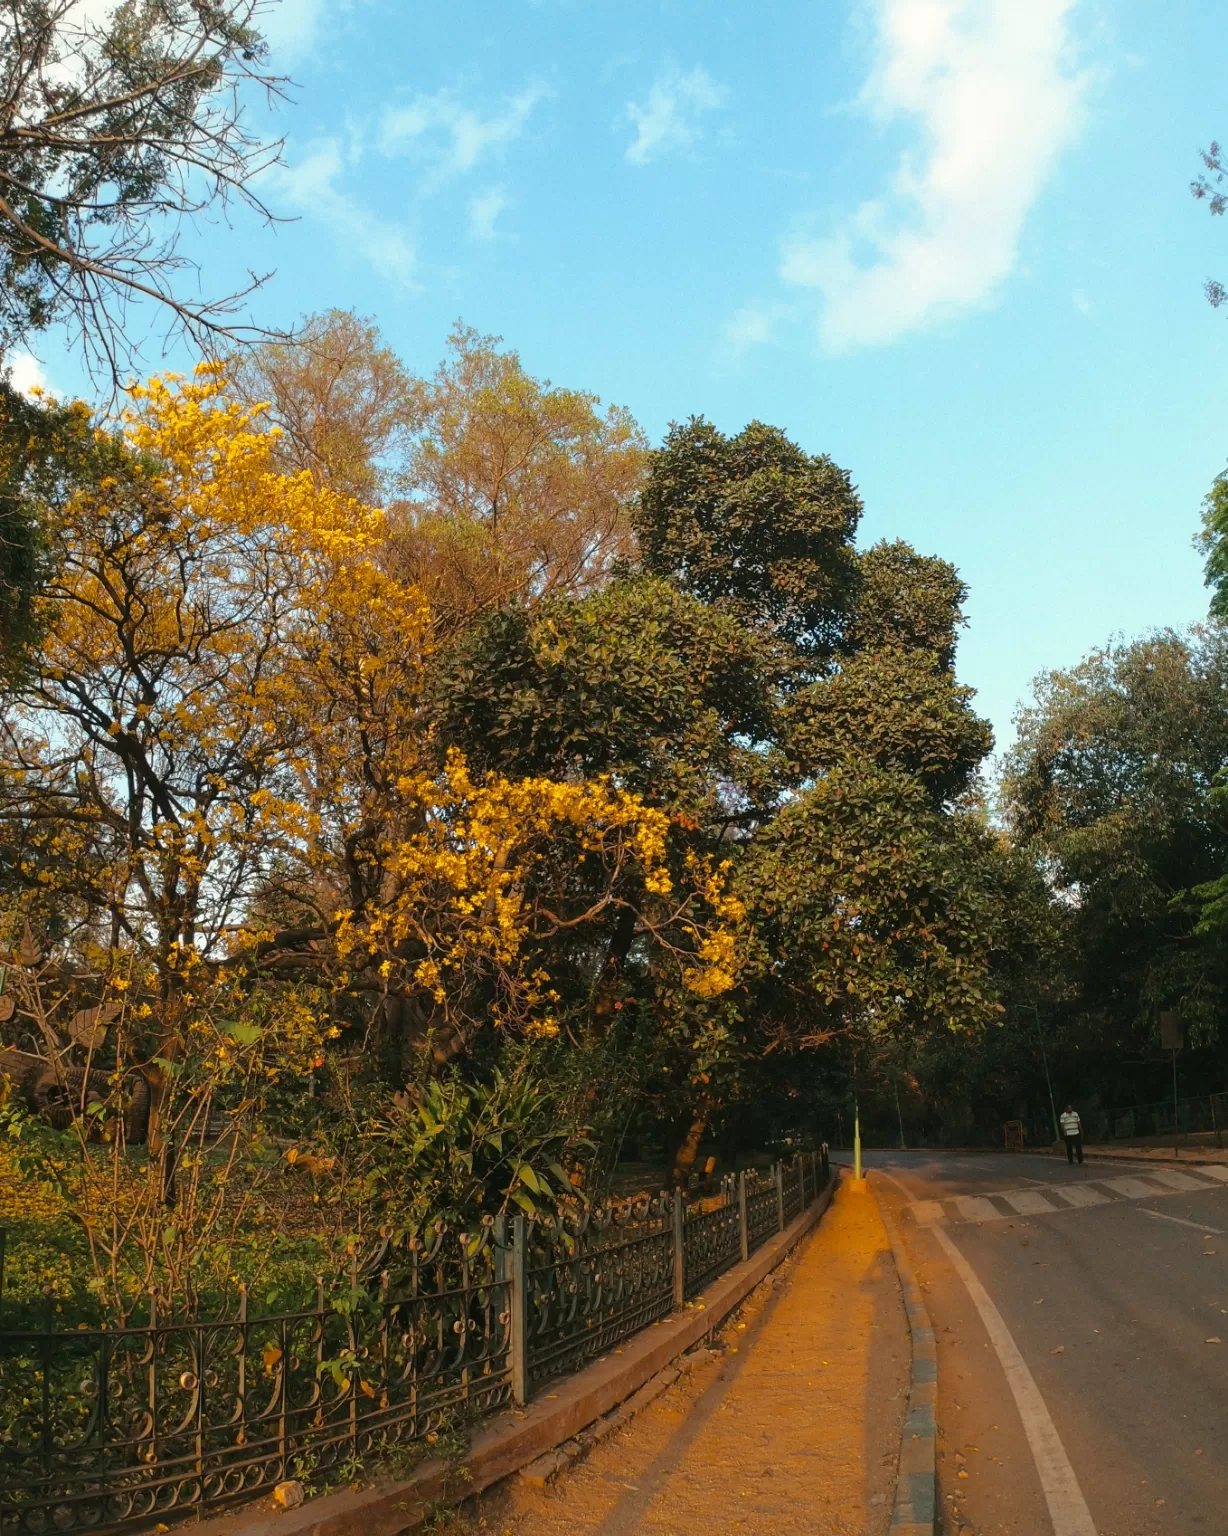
[1200,466,1228,619]
[0,382,104,671]
[785,647,992,802]
[739,765,1009,1046]
[436,576,778,811]
[845,540,969,667]
[633,417,862,660]
[356,1064,589,1237]
[1003,627,1228,1049]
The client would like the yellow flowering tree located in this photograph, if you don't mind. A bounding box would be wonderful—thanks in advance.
[0,369,743,1259]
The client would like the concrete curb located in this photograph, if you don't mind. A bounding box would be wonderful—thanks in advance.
[872,1176,936,1536]
[1083,1145,1228,1168]
[192,1178,836,1536]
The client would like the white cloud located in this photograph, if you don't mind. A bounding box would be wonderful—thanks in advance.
[782,0,1089,352]
[380,87,547,184]
[724,301,790,354]
[258,0,325,65]
[5,351,48,397]
[625,66,728,166]
[469,189,508,242]
[275,139,416,284]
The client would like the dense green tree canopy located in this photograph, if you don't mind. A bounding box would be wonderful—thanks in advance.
[1003,627,1228,1049]
[845,539,969,667]
[436,576,778,815]
[632,417,862,661]
[784,647,991,802]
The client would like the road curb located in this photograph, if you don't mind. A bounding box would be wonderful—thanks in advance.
[1083,1146,1228,1168]
[190,1177,836,1536]
[872,1176,936,1536]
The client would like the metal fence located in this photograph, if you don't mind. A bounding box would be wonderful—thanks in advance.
[1099,1091,1228,1144]
[0,1149,829,1534]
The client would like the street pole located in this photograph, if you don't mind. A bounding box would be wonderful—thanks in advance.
[1160,1012,1184,1159]
[854,1094,862,1181]
[1031,1004,1060,1146]
[894,1080,906,1150]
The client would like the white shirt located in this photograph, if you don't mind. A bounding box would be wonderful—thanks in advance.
[1059,1110,1081,1136]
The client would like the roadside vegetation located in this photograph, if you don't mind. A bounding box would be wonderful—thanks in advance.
[1,1,1227,1331]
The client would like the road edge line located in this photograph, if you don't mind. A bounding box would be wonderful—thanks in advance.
[871,1178,937,1536]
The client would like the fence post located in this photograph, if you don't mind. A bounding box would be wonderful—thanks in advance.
[672,1190,686,1306]
[822,1142,829,1183]
[737,1171,749,1262]
[510,1215,528,1406]
[775,1161,785,1232]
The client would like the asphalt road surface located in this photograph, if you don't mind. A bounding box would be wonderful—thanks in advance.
[841,1148,1228,1536]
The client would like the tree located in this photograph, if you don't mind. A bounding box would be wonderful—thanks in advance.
[0,0,285,379]
[225,309,416,502]
[1199,462,1228,618]
[739,769,1009,1049]
[632,417,862,663]
[435,576,778,816]
[784,647,991,804]
[389,324,646,629]
[1192,141,1228,308]
[0,377,95,669]
[785,542,991,803]
[844,539,969,668]
[0,369,740,1148]
[1002,628,1228,1052]
[438,425,1003,1171]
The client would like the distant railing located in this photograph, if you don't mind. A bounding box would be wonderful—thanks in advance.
[0,1149,829,1534]
[1100,1091,1228,1144]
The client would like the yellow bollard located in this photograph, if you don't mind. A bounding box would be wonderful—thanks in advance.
[850,1106,867,1191]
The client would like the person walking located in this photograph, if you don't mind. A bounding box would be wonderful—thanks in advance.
[1060,1103,1084,1165]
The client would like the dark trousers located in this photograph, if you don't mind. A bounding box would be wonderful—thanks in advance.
[1064,1133,1083,1164]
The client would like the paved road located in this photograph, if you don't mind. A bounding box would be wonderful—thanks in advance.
[842,1149,1228,1536]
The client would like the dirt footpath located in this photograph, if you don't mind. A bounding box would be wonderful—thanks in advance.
[458,1182,909,1536]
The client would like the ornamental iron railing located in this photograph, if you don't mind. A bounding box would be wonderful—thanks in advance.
[524,1193,674,1388]
[682,1189,739,1301]
[0,1148,830,1534]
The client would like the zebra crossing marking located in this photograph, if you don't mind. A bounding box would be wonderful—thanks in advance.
[1145,1168,1209,1192]
[1050,1185,1107,1208]
[954,1196,1000,1222]
[1105,1177,1159,1198]
[912,1199,947,1226]
[905,1165,1228,1227]
[1002,1190,1058,1216]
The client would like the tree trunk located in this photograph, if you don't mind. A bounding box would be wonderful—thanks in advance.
[671,1113,706,1189]
[592,906,637,1029]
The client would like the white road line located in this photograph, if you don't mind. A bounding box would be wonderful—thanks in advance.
[930,1224,1098,1536]
[1138,1207,1225,1235]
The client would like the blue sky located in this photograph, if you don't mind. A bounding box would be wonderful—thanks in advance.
[21,0,1228,752]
